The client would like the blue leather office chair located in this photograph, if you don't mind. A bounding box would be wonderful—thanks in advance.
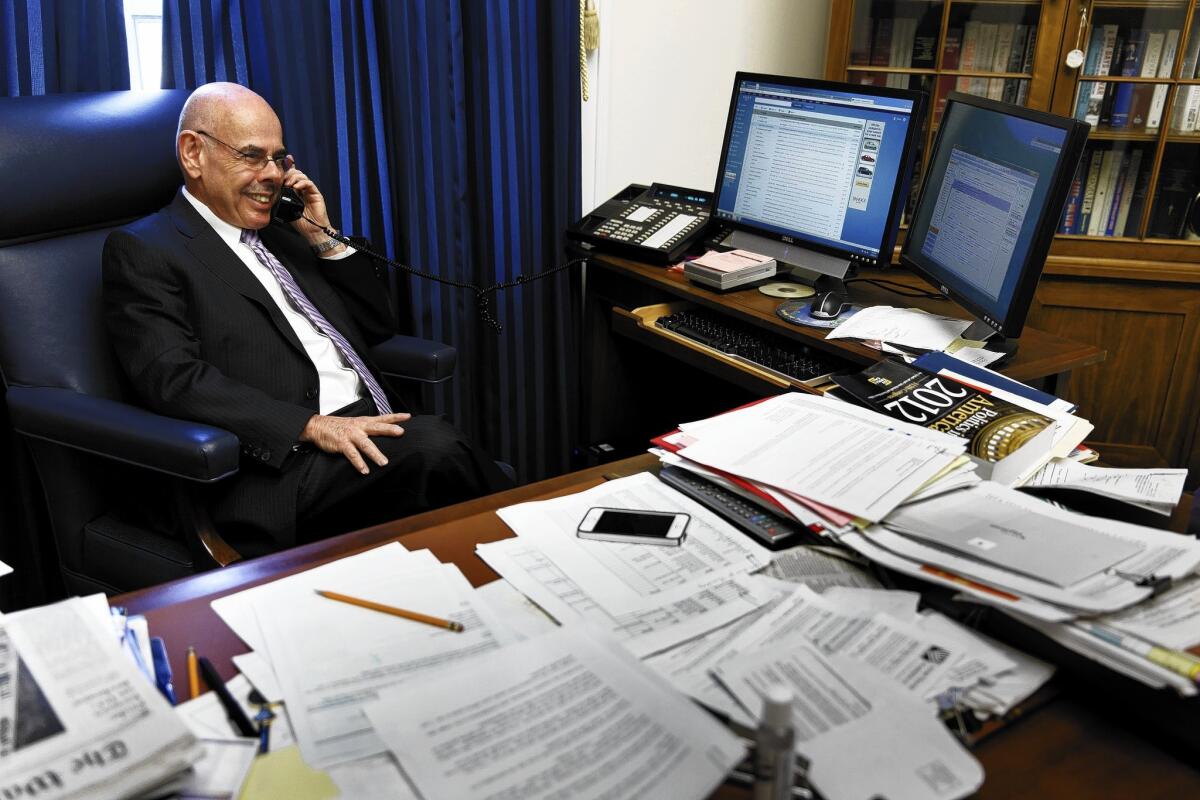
[0,90,457,594]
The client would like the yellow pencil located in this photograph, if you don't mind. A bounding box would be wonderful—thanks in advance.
[186,645,200,699]
[315,589,464,632]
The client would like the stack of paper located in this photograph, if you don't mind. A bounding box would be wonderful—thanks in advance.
[211,543,517,771]
[654,391,972,532]
[831,357,1092,486]
[2,597,202,799]
[205,533,766,800]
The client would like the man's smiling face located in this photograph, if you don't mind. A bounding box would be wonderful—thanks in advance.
[188,94,287,230]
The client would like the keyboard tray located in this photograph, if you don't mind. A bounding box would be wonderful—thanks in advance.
[620,302,849,391]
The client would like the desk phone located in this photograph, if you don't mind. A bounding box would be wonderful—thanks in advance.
[567,183,712,264]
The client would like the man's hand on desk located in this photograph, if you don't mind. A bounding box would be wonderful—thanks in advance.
[300,412,411,474]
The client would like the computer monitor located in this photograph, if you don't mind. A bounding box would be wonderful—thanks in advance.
[900,93,1090,346]
[711,73,927,299]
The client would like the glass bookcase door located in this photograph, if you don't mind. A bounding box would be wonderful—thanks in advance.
[1147,143,1200,239]
[1056,0,1200,244]
[848,0,945,76]
[939,1,1042,103]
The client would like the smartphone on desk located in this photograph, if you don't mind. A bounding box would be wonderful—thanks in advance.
[577,508,689,546]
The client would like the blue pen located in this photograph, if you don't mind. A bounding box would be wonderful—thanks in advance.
[150,637,177,705]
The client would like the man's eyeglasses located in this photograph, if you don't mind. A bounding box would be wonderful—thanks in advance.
[195,130,289,172]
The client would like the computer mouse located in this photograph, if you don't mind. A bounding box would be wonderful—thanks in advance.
[809,291,851,320]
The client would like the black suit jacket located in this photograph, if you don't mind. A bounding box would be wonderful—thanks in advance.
[102,189,398,472]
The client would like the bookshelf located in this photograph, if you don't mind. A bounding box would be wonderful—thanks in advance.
[826,0,1200,484]
[827,0,1200,258]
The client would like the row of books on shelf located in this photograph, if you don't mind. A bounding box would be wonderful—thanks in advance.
[1059,145,1150,237]
[932,76,1029,124]
[1072,25,1200,132]
[944,20,1038,79]
[851,13,940,84]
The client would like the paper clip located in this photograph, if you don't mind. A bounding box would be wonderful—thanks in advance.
[1109,569,1172,596]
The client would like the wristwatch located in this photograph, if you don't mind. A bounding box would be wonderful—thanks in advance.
[311,235,342,254]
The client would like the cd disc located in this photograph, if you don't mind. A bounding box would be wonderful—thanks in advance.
[759,282,815,299]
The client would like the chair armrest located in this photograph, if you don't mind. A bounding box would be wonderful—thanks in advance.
[371,335,457,383]
[6,386,239,483]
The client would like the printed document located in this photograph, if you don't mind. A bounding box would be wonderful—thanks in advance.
[475,536,772,658]
[886,482,1145,587]
[2,598,201,800]
[674,393,965,520]
[712,585,967,699]
[763,546,881,590]
[713,643,983,800]
[1024,460,1187,513]
[877,483,1200,613]
[497,472,771,615]
[252,563,516,768]
[642,578,794,727]
[364,627,745,800]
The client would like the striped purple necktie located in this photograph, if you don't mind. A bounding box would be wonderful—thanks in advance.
[240,228,392,415]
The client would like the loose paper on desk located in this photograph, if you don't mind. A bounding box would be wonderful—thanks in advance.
[762,546,881,590]
[878,482,1200,614]
[712,642,983,800]
[364,626,745,800]
[211,542,435,652]
[497,471,771,615]
[673,392,965,520]
[642,577,797,726]
[251,562,516,769]
[825,305,973,351]
[476,536,772,657]
[887,483,1144,587]
[713,585,970,699]
[958,633,1056,716]
[1024,459,1188,514]
[2,597,202,800]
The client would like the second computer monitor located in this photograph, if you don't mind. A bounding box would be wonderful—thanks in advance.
[712,73,926,287]
[900,92,1090,343]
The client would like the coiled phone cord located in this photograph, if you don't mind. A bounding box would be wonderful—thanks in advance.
[305,213,587,334]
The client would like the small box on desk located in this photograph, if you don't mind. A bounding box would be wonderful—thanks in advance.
[683,249,776,291]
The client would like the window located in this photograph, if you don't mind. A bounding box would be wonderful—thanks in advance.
[123,0,163,91]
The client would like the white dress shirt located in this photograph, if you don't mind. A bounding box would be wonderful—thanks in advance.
[182,188,363,414]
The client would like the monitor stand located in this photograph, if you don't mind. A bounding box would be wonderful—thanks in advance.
[722,229,852,287]
[962,319,1019,359]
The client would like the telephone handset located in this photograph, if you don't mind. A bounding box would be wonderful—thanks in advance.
[266,186,583,334]
[272,186,306,224]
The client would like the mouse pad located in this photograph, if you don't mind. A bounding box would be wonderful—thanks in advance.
[776,300,863,329]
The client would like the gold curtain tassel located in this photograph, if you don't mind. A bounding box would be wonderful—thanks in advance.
[583,0,600,51]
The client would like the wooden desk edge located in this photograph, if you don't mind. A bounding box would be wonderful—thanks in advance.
[114,454,659,614]
[589,253,1107,381]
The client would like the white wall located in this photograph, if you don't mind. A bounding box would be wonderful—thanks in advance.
[582,0,833,210]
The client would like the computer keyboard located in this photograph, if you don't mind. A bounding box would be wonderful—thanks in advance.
[655,307,843,384]
[658,465,809,549]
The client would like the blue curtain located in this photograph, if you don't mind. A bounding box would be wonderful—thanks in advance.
[161,0,581,482]
[0,0,128,610]
[1,0,129,96]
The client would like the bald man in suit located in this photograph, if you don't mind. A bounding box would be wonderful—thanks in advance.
[104,83,510,558]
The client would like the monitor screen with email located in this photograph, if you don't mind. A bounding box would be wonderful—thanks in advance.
[711,73,926,290]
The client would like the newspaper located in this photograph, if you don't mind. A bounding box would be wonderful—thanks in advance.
[1,597,201,800]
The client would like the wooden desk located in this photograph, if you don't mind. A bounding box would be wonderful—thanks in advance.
[581,254,1106,460]
[113,455,1200,798]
